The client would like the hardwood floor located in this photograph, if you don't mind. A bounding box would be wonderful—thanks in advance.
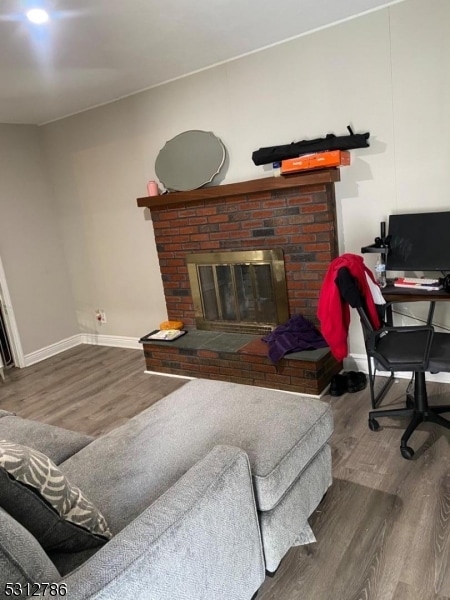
[1,345,449,599]
[0,345,187,436]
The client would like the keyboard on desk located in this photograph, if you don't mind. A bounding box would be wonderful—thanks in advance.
[394,276,442,290]
[400,277,439,285]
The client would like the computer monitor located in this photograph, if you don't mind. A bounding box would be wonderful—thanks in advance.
[386,211,450,272]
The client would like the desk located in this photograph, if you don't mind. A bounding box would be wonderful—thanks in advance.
[382,284,450,303]
[382,284,450,326]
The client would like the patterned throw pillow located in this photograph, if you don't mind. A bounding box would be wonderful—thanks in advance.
[0,440,112,552]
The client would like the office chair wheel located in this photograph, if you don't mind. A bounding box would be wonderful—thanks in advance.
[400,445,414,460]
[368,418,380,432]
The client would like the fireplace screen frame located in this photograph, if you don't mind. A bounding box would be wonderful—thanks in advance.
[186,249,289,334]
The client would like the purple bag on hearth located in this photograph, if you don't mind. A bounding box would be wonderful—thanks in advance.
[262,314,328,363]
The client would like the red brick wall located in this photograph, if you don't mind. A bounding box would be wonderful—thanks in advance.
[142,342,341,395]
[151,181,338,328]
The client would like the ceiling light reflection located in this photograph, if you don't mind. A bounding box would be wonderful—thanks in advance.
[26,8,50,24]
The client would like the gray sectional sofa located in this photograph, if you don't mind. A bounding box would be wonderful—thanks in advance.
[0,378,334,600]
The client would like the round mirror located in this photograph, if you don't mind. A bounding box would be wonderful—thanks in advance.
[155,130,226,192]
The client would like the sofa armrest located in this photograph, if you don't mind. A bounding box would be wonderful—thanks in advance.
[59,445,265,600]
[0,416,94,464]
[0,409,14,418]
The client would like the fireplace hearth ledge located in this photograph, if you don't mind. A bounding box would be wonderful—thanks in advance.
[142,330,328,358]
[141,330,341,396]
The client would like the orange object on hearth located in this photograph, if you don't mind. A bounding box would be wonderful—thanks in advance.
[160,320,184,330]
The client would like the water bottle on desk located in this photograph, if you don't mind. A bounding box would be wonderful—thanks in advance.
[375,255,387,288]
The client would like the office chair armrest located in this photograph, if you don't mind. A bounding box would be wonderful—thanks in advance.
[366,325,434,372]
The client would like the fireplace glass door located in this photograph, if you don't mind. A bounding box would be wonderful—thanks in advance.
[187,249,289,334]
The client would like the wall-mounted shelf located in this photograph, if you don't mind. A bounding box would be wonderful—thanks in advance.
[361,221,390,258]
[361,243,389,255]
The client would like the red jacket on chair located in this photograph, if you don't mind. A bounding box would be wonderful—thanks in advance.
[317,254,381,361]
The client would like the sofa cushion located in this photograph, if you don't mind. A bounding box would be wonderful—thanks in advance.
[60,379,333,532]
[0,415,94,464]
[0,440,112,552]
[0,507,60,585]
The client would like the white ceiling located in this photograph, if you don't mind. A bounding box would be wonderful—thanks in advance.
[0,0,405,125]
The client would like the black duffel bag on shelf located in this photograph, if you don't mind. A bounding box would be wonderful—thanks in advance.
[251,125,370,166]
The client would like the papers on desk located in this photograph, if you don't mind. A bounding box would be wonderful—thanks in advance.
[393,277,443,291]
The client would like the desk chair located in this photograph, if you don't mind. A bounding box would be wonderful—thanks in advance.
[336,266,450,459]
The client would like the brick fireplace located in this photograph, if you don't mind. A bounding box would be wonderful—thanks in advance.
[137,169,342,394]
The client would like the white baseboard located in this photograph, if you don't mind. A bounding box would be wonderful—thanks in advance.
[144,370,195,380]
[24,335,83,367]
[349,353,450,385]
[23,334,142,367]
[81,333,142,350]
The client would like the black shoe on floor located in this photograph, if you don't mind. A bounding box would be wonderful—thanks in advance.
[329,374,347,396]
[346,371,367,393]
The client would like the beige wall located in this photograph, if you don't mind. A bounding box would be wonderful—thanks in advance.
[3,0,450,359]
[0,124,78,356]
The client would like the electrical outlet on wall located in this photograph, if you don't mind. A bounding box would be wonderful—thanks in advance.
[95,309,107,324]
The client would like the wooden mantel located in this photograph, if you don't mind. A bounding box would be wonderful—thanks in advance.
[136,168,340,209]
